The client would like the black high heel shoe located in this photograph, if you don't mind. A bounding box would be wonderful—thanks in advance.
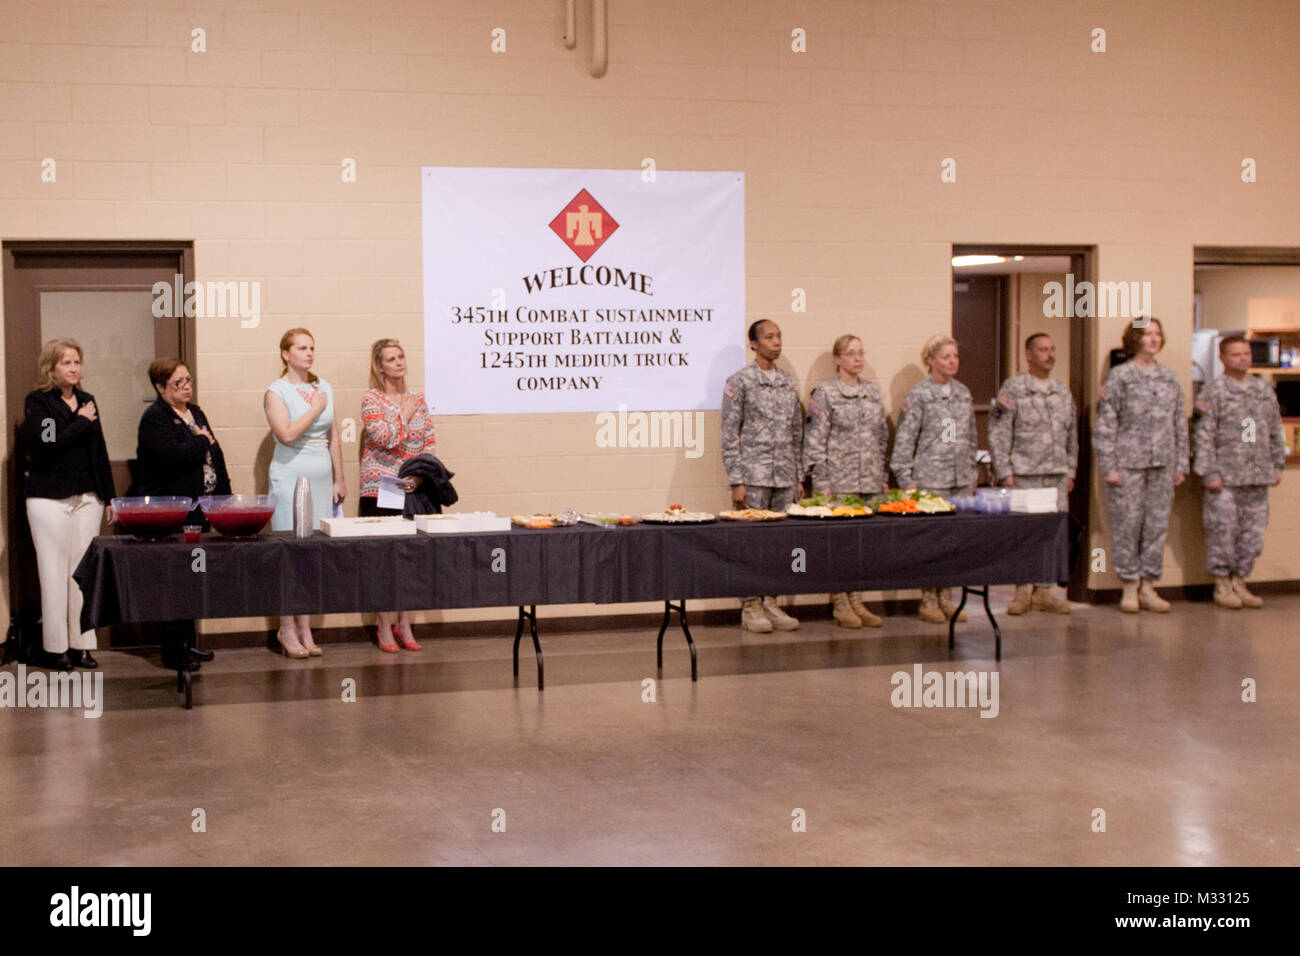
[188,646,215,662]
[38,650,74,671]
[69,650,98,669]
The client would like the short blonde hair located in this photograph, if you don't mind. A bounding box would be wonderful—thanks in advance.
[278,327,319,385]
[35,338,83,391]
[920,334,958,371]
[831,334,861,359]
[369,338,404,391]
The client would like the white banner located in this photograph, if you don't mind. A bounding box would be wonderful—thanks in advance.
[421,167,745,415]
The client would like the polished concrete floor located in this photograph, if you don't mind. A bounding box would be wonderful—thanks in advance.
[1,588,1296,866]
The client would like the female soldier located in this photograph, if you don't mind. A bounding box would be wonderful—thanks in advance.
[889,334,977,624]
[1094,318,1188,613]
[804,334,889,628]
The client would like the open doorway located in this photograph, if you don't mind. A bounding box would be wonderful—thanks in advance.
[3,240,195,647]
[951,244,1095,600]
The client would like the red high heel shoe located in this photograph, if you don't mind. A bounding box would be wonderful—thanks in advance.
[393,625,421,651]
[377,626,399,653]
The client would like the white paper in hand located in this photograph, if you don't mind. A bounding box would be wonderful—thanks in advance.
[377,475,406,511]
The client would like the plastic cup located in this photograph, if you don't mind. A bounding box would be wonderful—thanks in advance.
[183,525,202,543]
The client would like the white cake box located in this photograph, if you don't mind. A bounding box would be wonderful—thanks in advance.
[415,512,511,534]
[1010,488,1059,513]
[319,516,418,537]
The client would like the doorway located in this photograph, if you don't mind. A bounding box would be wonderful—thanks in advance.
[3,240,195,645]
[951,244,1095,600]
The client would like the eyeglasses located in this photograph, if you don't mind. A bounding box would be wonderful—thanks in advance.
[167,377,192,388]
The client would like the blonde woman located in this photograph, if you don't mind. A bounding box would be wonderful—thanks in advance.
[23,339,116,671]
[804,334,888,628]
[264,328,346,657]
[360,338,436,651]
[889,334,977,624]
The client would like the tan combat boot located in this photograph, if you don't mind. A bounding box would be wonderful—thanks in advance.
[1030,586,1071,614]
[1119,580,1140,613]
[937,588,966,622]
[1230,574,1263,608]
[918,589,947,624]
[762,597,800,631]
[831,592,863,628]
[1138,579,1170,613]
[741,598,773,633]
[1006,584,1032,616]
[1212,575,1243,609]
[849,592,883,627]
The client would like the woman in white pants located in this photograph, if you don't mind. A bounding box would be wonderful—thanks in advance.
[22,338,117,671]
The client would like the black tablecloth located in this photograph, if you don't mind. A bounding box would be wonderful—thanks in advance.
[74,513,1068,628]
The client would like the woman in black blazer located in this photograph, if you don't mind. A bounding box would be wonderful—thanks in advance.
[132,357,231,514]
[23,338,116,671]
[131,357,231,671]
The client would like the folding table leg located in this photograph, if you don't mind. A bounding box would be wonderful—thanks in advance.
[656,599,698,681]
[512,605,544,690]
[981,587,1002,661]
[948,587,971,650]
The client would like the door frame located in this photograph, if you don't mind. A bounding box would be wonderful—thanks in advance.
[952,243,1096,601]
[2,239,195,643]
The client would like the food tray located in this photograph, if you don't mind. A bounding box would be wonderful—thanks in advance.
[640,512,716,524]
[320,516,418,537]
[720,509,787,521]
[415,513,511,533]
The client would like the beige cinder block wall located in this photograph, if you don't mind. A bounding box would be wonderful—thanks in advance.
[2,0,1299,634]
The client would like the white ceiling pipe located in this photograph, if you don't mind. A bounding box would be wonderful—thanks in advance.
[590,0,608,77]
[563,0,577,49]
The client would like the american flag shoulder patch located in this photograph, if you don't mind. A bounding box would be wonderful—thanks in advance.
[996,392,1014,409]
[1098,384,1109,399]
[900,399,911,414]
[809,401,822,416]
[1194,398,1210,413]
[723,382,736,400]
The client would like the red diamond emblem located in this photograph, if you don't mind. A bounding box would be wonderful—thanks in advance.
[549,189,618,262]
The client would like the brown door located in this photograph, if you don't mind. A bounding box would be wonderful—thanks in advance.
[952,275,1006,450]
[3,241,195,645]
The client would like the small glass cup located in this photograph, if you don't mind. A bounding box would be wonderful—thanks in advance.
[183,525,202,543]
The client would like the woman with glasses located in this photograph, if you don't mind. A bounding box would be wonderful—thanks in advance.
[803,334,889,629]
[132,357,231,670]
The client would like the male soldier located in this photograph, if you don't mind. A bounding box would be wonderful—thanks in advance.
[722,319,804,632]
[989,332,1078,615]
[1192,335,1287,608]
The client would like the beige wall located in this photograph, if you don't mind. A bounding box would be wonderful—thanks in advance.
[1196,266,1300,332]
[3,0,1300,633]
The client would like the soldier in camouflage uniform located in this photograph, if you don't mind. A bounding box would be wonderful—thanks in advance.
[1094,318,1189,613]
[889,334,977,624]
[804,334,890,629]
[1192,335,1287,609]
[989,332,1078,615]
[722,319,805,632]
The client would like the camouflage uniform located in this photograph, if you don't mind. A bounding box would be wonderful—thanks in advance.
[722,362,803,605]
[803,378,889,496]
[1193,375,1286,577]
[721,362,804,496]
[990,373,1077,591]
[1094,362,1189,581]
[988,373,1077,511]
[889,378,977,495]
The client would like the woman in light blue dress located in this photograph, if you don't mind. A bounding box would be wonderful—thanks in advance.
[263,327,347,658]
